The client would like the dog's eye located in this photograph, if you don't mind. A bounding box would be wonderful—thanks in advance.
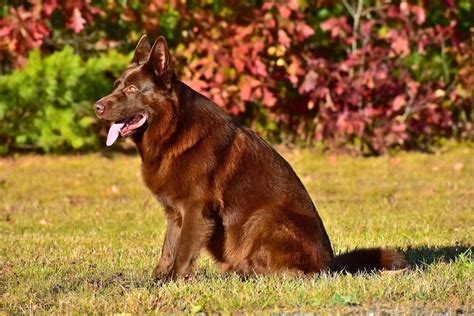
[124,85,138,93]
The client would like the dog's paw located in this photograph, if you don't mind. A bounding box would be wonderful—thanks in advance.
[152,261,193,281]
[151,264,174,281]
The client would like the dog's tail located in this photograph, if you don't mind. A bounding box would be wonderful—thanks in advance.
[330,248,408,273]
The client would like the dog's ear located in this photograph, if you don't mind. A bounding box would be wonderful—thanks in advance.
[147,36,171,77]
[131,35,151,65]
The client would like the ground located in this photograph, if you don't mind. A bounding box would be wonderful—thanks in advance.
[0,145,472,313]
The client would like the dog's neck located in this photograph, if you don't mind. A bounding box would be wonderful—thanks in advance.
[132,81,218,164]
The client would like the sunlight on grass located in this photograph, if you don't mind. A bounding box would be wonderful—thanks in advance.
[1,146,472,313]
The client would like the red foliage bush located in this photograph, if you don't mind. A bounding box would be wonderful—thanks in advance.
[173,1,471,153]
[298,4,472,153]
[0,0,101,67]
[1,0,471,154]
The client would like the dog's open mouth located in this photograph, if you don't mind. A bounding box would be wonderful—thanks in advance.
[106,113,148,146]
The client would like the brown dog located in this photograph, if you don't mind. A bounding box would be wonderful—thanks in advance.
[94,35,407,279]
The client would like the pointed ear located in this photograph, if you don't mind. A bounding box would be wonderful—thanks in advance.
[147,36,171,76]
[131,35,151,65]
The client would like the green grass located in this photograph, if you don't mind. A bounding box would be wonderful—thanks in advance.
[1,146,473,313]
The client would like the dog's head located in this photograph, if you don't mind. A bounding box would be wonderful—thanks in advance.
[94,35,175,146]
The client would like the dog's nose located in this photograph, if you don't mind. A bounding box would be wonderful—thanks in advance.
[94,102,105,114]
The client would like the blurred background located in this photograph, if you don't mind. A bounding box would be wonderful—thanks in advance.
[0,0,472,155]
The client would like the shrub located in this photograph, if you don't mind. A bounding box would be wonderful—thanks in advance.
[0,48,129,154]
[173,1,472,153]
[299,2,473,153]
[0,0,101,68]
[0,1,472,154]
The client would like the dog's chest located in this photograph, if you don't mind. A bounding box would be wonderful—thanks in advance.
[141,157,210,209]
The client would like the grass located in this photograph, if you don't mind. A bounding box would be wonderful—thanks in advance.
[1,146,473,313]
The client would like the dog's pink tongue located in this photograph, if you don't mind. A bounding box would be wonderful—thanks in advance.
[106,123,125,146]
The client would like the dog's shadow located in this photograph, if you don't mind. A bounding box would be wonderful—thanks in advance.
[404,244,472,269]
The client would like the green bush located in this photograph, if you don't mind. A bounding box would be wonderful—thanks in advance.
[0,48,130,154]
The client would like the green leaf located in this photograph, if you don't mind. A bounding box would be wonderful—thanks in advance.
[15,135,28,144]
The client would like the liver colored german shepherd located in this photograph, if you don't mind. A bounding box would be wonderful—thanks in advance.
[94,35,407,279]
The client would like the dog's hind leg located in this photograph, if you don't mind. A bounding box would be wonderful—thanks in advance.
[229,209,333,276]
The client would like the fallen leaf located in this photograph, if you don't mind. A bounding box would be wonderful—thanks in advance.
[111,185,120,194]
[389,158,401,166]
[453,162,463,171]
[39,219,50,226]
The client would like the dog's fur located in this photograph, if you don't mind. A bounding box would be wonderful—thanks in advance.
[95,35,408,279]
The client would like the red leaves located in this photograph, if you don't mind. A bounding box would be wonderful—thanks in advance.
[360,21,374,37]
[278,30,291,48]
[43,0,58,16]
[70,8,86,33]
[320,17,351,39]
[320,18,337,32]
[390,34,410,57]
[0,5,50,66]
[252,59,267,77]
[392,95,406,111]
[400,2,426,25]
[413,6,426,25]
[299,71,318,94]
[277,5,292,19]
[262,88,277,107]
[239,80,253,102]
[287,56,304,85]
[0,0,101,64]
[391,122,407,133]
[295,2,467,153]
[233,59,245,72]
[1,1,467,154]
[297,22,315,38]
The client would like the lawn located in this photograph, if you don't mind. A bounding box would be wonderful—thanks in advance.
[1,146,472,313]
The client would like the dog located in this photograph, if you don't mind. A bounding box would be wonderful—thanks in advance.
[94,35,408,279]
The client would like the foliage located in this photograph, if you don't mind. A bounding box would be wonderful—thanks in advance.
[299,2,473,152]
[0,0,101,68]
[0,0,472,154]
[172,1,472,153]
[0,48,129,154]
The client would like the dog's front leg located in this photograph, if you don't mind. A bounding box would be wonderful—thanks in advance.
[152,208,181,279]
[169,204,213,278]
